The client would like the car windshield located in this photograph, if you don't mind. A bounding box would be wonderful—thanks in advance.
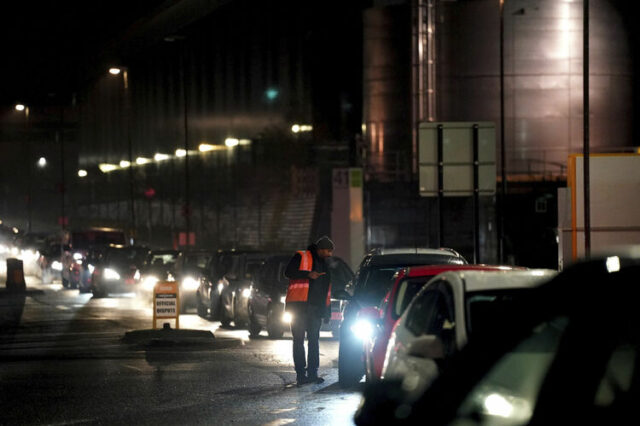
[454,316,569,426]
[184,253,211,269]
[148,253,178,268]
[245,261,262,279]
[393,275,436,318]
[105,247,148,266]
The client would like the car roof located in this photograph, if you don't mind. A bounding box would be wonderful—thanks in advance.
[368,247,464,257]
[363,252,467,268]
[436,269,557,292]
[406,264,526,278]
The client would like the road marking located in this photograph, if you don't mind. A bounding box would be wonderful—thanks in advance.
[263,419,295,426]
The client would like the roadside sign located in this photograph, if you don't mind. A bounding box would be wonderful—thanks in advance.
[153,281,180,329]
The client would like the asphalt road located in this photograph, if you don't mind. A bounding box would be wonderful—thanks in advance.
[0,273,362,425]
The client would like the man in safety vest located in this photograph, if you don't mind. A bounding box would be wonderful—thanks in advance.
[284,236,334,386]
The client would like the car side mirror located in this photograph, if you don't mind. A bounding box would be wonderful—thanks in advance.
[407,335,445,359]
[333,289,352,300]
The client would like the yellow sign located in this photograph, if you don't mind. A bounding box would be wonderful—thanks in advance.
[153,281,180,329]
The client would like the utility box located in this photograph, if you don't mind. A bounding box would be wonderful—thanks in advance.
[559,153,640,268]
[331,168,365,271]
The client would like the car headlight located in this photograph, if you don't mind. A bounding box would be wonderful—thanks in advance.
[142,275,159,291]
[282,312,292,323]
[280,296,286,304]
[182,276,199,291]
[75,259,82,265]
[134,270,141,281]
[88,264,95,274]
[217,282,224,293]
[351,319,374,340]
[167,272,175,282]
[104,268,121,280]
[73,252,83,260]
[242,288,251,298]
[51,260,63,271]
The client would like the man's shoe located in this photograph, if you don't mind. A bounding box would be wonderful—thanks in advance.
[296,375,310,386]
[307,375,325,384]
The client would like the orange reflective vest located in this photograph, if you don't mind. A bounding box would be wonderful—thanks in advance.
[286,250,313,303]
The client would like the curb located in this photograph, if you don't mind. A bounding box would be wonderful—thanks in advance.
[122,328,241,350]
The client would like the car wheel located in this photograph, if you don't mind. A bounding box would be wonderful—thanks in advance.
[196,295,207,318]
[338,335,364,387]
[266,309,284,339]
[209,295,221,320]
[248,320,261,337]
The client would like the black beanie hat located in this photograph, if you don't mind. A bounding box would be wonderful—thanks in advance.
[316,236,335,250]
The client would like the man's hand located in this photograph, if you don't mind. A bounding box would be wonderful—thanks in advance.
[308,271,326,280]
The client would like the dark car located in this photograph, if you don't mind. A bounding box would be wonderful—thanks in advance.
[138,249,180,298]
[246,254,355,339]
[337,247,467,387]
[78,245,110,293]
[90,245,150,297]
[246,254,291,338]
[217,250,272,327]
[173,249,217,312]
[354,254,640,425]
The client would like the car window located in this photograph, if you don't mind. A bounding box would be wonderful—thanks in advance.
[356,267,398,305]
[453,316,569,426]
[405,290,440,336]
[465,289,536,336]
[393,276,435,319]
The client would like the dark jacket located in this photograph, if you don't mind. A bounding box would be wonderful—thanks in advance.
[284,244,331,319]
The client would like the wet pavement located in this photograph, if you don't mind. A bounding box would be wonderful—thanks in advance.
[0,274,363,425]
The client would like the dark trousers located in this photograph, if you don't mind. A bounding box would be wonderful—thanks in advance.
[290,306,322,377]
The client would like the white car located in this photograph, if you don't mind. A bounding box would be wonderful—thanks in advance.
[381,268,556,399]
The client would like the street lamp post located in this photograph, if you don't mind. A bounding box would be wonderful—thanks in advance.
[498,0,507,263]
[15,104,32,233]
[109,67,136,241]
[165,35,191,247]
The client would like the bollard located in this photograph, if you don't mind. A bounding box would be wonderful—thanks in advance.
[6,258,26,292]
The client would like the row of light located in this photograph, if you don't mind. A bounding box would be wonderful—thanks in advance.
[87,139,253,176]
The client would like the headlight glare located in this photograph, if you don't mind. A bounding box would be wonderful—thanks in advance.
[282,312,292,323]
[142,275,159,291]
[242,288,251,298]
[182,276,199,291]
[351,319,374,340]
[104,268,121,280]
[51,260,63,271]
[280,296,286,304]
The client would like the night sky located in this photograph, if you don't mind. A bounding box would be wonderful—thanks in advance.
[1,0,167,106]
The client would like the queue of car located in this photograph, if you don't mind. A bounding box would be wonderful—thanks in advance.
[17,225,639,424]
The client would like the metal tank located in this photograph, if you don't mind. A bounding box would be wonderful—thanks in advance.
[438,0,633,178]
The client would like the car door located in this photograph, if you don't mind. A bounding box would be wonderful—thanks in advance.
[250,260,271,323]
[391,280,455,395]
